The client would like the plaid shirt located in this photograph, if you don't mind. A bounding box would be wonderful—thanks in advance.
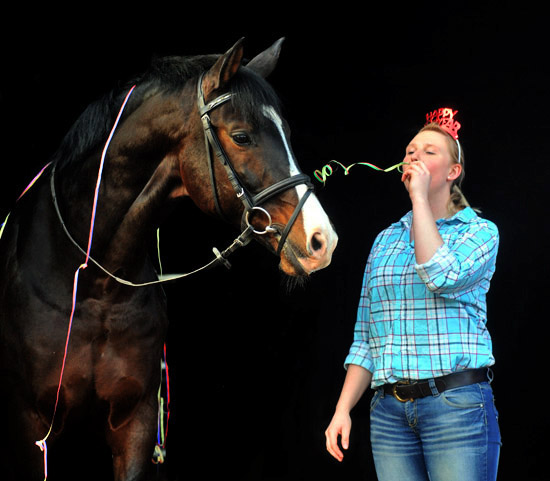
[344,207,499,388]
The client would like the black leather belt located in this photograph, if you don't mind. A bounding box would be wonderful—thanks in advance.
[382,368,490,403]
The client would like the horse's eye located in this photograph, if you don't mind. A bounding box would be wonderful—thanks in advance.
[231,132,252,146]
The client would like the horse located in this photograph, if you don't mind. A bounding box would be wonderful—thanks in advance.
[0,38,337,480]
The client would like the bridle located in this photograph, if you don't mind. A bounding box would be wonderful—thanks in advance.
[197,72,314,256]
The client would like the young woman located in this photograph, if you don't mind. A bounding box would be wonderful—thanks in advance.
[325,111,501,481]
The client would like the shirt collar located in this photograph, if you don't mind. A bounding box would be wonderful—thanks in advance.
[398,206,476,229]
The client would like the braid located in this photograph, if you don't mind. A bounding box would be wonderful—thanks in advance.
[449,184,470,215]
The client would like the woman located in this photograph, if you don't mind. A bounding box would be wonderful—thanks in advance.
[325,109,501,481]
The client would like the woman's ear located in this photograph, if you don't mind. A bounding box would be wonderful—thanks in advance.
[448,163,462,181]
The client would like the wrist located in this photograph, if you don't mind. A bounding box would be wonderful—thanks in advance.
[410,192,430,207]
[334,403,352,416]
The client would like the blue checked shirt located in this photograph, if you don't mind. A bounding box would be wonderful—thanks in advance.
[344,207,499,388]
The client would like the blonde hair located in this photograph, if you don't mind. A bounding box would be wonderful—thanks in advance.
[419,122,474,216]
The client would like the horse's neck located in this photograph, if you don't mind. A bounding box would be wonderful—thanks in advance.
[59,95,189,274]
[100,156,184,269]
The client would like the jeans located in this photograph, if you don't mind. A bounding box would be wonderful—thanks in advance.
[370,382,501,481]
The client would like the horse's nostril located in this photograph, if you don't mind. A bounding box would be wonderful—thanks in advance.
[310,232,325,254]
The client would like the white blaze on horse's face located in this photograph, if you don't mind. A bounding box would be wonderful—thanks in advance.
[262,106,338,273]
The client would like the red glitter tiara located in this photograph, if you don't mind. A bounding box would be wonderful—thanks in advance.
[425,108,461,140]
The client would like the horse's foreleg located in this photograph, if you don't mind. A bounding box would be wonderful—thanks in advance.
[105,388,159,481]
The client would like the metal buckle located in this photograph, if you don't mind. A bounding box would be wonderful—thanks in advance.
[392,381,413,403]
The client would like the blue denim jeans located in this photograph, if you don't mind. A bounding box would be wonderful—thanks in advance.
[370,382,501,481]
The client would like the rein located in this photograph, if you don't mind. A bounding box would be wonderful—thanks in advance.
[50,162,252,284]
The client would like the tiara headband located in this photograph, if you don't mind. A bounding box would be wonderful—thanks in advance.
[425,107,462,163]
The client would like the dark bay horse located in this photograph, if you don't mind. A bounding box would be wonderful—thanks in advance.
[0,38,337,480]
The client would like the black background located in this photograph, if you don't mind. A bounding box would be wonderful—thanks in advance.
[1,2,547,480]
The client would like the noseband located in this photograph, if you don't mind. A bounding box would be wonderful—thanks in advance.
[197,73,313,256]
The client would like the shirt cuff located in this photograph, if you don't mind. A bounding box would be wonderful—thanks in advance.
[414,243,454,291]
[344,351,375,373]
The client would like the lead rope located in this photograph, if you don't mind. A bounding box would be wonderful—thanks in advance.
[35,85,136,480]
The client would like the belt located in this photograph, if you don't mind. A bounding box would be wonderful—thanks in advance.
[382,368,490,403]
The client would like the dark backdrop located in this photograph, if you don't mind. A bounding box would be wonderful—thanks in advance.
[1,3,546,480]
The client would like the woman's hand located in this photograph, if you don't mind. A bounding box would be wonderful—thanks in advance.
[325,409,352,462]
[401,160,432,203]
[325,365,372,462]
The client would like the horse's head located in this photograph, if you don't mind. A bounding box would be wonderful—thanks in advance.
[181,38,337,277]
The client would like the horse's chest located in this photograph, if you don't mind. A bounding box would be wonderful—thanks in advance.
[79,293,166,335]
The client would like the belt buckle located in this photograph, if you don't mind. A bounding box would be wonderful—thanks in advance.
[392,380,413,403]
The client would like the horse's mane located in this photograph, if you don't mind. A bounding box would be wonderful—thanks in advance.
[52,54,282,169]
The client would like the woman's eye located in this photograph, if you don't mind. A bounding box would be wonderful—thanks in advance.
[232,132,252,146]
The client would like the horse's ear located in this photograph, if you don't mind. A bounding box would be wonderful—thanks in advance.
[246,38,285,78]
[202,37,245,98]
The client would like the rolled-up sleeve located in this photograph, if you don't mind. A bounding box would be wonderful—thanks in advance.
[344,319,375,373]
[415,220,499,295]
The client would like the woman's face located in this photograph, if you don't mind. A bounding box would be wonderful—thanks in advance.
[402,130,460,193]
